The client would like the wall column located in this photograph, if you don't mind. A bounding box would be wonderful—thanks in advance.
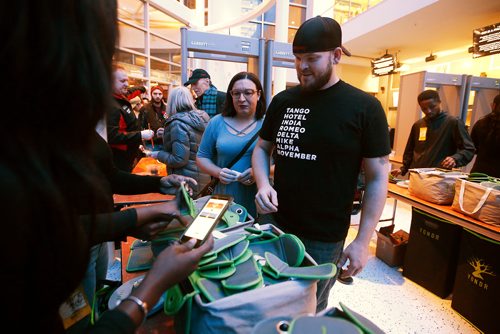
[273,0,289,95]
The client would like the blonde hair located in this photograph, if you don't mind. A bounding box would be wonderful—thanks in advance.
[166,86,197,116]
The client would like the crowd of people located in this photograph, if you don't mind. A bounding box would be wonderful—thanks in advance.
[4,1,497,332]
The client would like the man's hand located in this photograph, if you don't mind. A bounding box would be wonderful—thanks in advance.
[440,156,456,169]
[255,184,278,214]
[390,168,401,177]
[336,239,369,278]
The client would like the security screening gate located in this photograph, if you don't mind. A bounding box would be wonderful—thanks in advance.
[461,75,500,129]
[264,40,295,107]
[180,27,265,86]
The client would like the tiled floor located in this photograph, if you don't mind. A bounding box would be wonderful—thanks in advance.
[329,199,479,334]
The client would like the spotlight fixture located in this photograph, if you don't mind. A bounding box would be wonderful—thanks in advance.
[425,53,436,62]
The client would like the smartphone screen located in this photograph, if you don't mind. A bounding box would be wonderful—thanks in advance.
[179,195,232,247]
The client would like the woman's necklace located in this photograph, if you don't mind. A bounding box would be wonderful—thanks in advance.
[224,119,257,136]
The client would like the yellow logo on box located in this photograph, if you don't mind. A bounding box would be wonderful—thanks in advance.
[466,257,496,291]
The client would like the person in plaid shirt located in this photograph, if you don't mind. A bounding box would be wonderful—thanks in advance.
[184,68,226,118]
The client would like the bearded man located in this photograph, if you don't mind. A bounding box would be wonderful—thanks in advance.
[142,85,168,149]
[252,16,391,312]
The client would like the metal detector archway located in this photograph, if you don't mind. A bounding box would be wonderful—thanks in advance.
[181,27,265,86]
[393,71,469,164]
[462,75,500,128]
[264,40,295,106]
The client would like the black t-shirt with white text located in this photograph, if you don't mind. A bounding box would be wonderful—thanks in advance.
[260,80,390,242]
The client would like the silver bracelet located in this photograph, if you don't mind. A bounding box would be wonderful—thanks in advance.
[120,295,149,319]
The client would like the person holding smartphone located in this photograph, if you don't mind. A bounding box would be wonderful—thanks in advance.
[79,131,201,311]
[197,72,267,217]
[3,1,212,332]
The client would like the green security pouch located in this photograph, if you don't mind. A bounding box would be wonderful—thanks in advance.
[198,253,233,270]
[165,271,204,316]
[244,226,277,241]
[153,226,186,244]
[164,284,197,316]
[199,239,249,270]
[228,203,248,222]
[198,253,218,267]
[150,227,185,258]
[221,210,239,228]
[126,245,153,272]
[219,239,249,263]
[337,302,385,334]
[202,234,247,258]
[262,271,289,286]
[198,263,236,280]
[197,278,227,302]
[263,252,337,280]
[234,248,253,266]
[249,233,305,267]
[177,184,196,217]
[130,239,151,249]
[288,316,362,334]
[221,256,263,291]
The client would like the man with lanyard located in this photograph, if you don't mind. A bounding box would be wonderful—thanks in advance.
[390,89,475,177]
[252,16,391,312]
[184,68,226,118]
[107,66,154,172]
[142,85,167,150]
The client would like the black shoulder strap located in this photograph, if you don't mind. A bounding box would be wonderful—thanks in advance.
[226,131,260,169]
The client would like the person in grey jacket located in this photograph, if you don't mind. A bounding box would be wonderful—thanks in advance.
[148,86,211,195]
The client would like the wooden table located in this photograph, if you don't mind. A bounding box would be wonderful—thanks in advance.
[387,183,500,241]
[113,193,174,206]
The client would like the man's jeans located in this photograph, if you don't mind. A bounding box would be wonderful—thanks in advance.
[300,237,344,312]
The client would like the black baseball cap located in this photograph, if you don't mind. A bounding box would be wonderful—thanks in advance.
[292,16,351,56]
[183,69,211,86]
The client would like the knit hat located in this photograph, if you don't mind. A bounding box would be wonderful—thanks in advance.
[183,69,211,86]
[292,16,351,56]
[151,85,163,94]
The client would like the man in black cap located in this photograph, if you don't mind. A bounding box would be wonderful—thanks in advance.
[252,16,391,311]
[184,68,226,118]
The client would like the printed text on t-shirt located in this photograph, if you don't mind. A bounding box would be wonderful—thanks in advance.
[276,107,317,161]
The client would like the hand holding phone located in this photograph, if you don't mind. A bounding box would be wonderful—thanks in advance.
[179,194,233,248]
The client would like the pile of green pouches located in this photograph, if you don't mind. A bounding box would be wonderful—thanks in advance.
[126,188,250,272]
[165,227,337,309]
[156,188,336,332]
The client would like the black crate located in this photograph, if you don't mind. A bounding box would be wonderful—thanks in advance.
[451,229,500,334]
[402,207,462,298]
